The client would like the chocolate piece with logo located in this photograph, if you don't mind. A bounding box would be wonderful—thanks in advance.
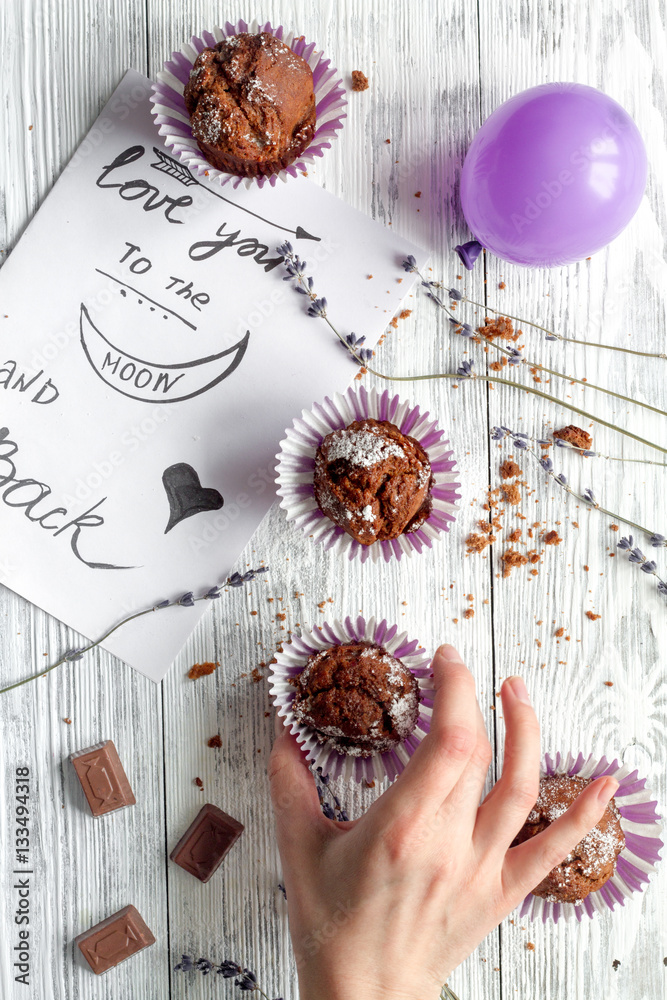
[76,905,155,975]
[170,803,244,882]
[71,740,135,817]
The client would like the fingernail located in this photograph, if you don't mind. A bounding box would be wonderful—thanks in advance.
[506,675,531,704]
[438,643,464,663]
[596,777,619,802]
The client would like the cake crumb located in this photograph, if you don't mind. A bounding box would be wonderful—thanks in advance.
[508,528,522,543]
[188,661,219,679]
[207,735,222,748]
[501,482,521,505]
[586,611,601,621]
[610,524,619,531]
[466,532,494,553]
[526,942,535,952]
[351,70,369,91]
[554,627,565,638]
[194,777,204,789]
[499,281,506,290]
[553,425,593,450]
[604,681,614,687]
[501,548,528,577]
[477,315,519,341]
[463,608,474,619]
[500,460,522,480]
[63,717,72,724]
[543,530,561,545]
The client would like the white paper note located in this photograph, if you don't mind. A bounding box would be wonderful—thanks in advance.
[0,70,428,680]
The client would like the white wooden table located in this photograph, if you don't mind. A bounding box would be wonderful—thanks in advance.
[1,2,666,998]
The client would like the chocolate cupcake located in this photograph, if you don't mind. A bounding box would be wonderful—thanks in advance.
[313,418,433,545]
[183,31,316,178]
[292,641,420,757]
[513,775,625,903]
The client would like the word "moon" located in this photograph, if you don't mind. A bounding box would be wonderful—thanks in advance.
[79,304,249,403]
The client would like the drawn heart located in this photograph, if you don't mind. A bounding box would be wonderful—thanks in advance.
[162,463,224,533]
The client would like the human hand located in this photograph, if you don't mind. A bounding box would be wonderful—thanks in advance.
[269,643,618,1000]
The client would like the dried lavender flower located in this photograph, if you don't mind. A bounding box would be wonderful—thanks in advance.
[456,360,475,378]
[307,297,327,318]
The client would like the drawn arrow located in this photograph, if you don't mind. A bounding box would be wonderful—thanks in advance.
[150,147,321,242]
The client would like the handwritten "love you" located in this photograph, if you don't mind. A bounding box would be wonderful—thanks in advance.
[96,146,282,271]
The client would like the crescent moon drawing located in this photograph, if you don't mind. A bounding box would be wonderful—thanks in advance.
[79,304,250,403]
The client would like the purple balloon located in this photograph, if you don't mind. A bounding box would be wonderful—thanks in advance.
[460,83,647,267]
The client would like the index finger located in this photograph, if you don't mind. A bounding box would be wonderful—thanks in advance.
[369,644,482,826]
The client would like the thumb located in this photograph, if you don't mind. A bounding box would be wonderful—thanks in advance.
[268,713,327,866]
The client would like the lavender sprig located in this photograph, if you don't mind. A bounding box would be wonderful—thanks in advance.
[174,956,281,999]
[410,261,667,422]
[279,247,667,459]
[314,766,350,822]
[437,260,667,359]
[617,536,667,596]
[492,426,667,596]
[0,567,269,695]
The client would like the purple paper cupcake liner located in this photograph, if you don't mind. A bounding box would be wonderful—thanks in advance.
[268,616,434,784]
[518,752,663,923]
[150,19,347,189]
[275,385,460,564]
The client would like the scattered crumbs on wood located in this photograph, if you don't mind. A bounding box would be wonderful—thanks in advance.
[554,627,566,638]
[351,70,368,91]
[610,523,619,531]
[604,681,614,687]
[63,717,72,724]
[264,710,271,718]
[463,608,474,619]
[543,530,561,545]
[207,735,222,748]
[498,281,505,289]
[612,959,621,971]
[525,942,535,951]
[583,564,589,571]
[586,611,601,621]
[194,777,203,789]
[385,138,391,144]
[251,667,264,684]
[188,661,219,679]
[414,191,421,198]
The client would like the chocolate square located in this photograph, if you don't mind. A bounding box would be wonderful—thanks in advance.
[71,740,135,816]
[75,905,155,975]
[170,803,244,882]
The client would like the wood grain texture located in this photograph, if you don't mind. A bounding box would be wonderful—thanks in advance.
[1,1,666,999]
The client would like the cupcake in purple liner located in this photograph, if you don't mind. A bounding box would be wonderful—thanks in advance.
[275,386,460,564]
[150,19,347,190]
[517,752,662,923]
[268,616,435,784]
